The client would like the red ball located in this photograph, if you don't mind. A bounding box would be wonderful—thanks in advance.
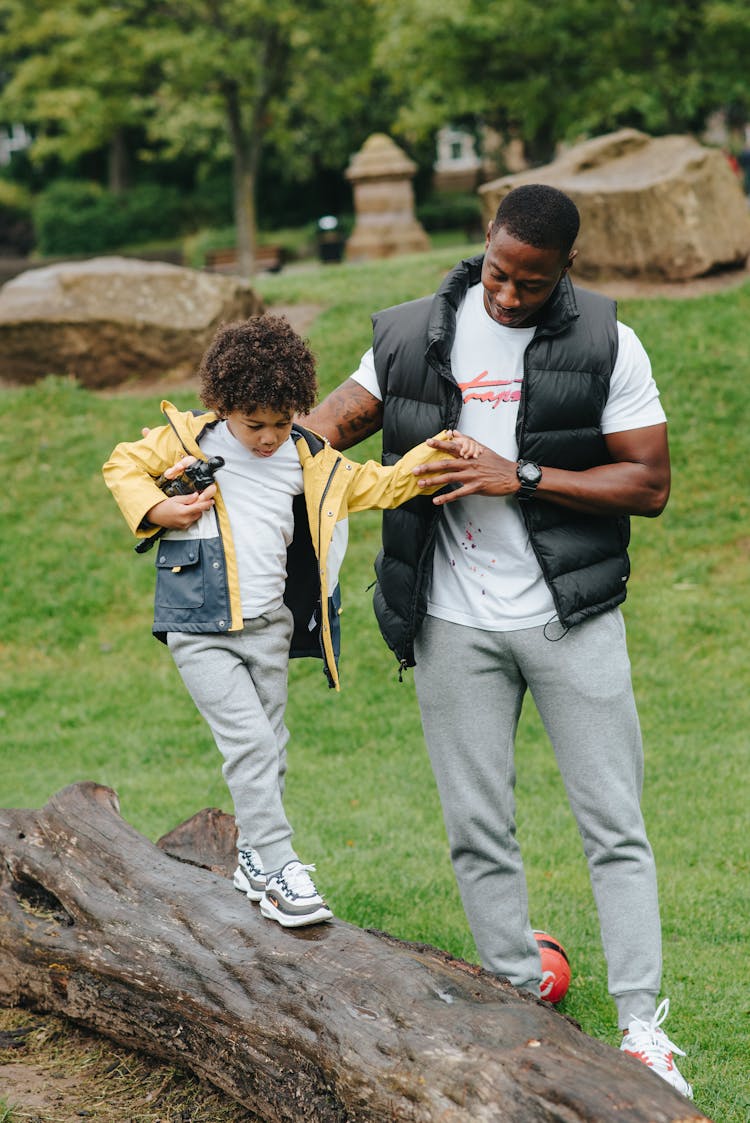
[534,930,571,1003]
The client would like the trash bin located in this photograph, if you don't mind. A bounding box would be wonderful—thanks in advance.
[317,215,344,263]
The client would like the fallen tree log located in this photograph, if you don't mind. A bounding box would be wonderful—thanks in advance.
[0,783,707,1122]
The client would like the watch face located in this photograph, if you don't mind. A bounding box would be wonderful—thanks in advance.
[519,462,542,485]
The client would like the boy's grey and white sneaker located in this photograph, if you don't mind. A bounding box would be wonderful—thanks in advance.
[233,848,266,902]
[259,860,333,928]
[620,998,693,1099]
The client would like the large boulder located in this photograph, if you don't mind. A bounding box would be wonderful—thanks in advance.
[0,256,264,388]
[478,129,750,280]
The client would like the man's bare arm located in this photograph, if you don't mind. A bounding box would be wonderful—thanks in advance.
[304,379,383,450]
[414,424,671,517]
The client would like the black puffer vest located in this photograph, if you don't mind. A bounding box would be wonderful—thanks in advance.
[371,253,628,667]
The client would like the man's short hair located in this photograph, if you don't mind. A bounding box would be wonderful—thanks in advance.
[492,185,580,255]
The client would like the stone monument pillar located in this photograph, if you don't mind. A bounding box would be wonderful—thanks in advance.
[345,133,430,261]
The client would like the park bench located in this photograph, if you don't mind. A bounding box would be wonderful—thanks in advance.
[204,244,285,274]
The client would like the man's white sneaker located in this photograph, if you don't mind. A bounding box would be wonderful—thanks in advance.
[259,860,333,928]
[620,998,693,1099]
[232,848,266,902]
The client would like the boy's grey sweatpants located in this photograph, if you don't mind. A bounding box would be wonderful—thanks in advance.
[413,608,661,1029]
[167,604,297,873]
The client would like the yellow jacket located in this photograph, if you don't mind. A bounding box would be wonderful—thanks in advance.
[103,401,452,690]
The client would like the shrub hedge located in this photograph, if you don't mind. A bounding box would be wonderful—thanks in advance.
[416,191,483,235]
[32,180,185,256]
[0,178,34,255]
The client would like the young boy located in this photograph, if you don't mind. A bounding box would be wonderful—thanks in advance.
[103,314,477,929]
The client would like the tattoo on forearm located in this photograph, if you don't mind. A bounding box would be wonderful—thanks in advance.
[335,403,382,445]
[306,380,383,450]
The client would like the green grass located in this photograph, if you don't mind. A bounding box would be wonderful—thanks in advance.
[1,247,749,1122]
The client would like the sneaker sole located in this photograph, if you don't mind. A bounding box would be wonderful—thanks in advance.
[259,896,333,928]
[232,867,265,903]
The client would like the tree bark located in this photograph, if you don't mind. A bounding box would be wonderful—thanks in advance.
[230,147,257,280]
[0,783,708,1122]
[224,78,258,279]
[107,127,130,195]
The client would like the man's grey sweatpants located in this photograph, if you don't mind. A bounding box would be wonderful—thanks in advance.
[414,608,661,1029]
[167,604,297,873]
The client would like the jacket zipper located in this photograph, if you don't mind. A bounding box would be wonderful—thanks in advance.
[316,457,341,676]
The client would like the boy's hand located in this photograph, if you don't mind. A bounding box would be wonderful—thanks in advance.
[421,430,483,461]
[160,454,198,481]
[145,457,217,528]
[439,430,482,459]
[146,485,217,529]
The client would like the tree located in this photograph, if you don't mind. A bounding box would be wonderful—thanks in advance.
[0,0,154,193]
[374,0,750,168]
[0,0,382,273]
[141,0,381,274]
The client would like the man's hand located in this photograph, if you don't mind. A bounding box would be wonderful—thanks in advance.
[413,423,671,516]
[145,455,217,528]
[414,439,517,505]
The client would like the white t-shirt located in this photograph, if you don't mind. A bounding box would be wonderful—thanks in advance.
[199,422,304,618]
[351,282,666,631]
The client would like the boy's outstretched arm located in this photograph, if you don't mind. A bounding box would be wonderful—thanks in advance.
[343,431,478,513]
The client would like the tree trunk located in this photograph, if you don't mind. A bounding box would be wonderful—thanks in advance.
[224,80,258,279]
[108,127,130,195]
[0,783,709,1123]
[231,151,257,280]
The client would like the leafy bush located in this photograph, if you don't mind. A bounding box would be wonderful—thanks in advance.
[0,178,34,255]
[32,180,101,255]
[416,192,483,235]
[187,171,233,231]
[115,183,184,246]
[33,180,185,256]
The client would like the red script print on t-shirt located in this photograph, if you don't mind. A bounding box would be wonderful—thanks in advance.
[458,370,522,408]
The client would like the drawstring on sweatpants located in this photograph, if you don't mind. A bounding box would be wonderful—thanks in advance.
[543,615,570,642]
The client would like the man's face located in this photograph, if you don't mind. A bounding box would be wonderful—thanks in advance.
[481,222,576,328]
[226,406,293,458]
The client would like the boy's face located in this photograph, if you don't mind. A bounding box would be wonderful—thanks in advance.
[226,407,293,458]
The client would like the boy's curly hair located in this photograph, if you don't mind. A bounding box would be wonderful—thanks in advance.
[199,315,318,418]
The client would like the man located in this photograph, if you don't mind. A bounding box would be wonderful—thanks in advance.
[306,184,693,1097]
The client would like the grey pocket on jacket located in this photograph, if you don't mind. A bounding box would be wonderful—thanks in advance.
[154,539,205,609]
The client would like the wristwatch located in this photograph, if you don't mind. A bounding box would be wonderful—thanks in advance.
[516,459,542,500]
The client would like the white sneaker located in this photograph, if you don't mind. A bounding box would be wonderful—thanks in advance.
[620,998,693,1099]
[232,848,266,902]
[259,860,333,928]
